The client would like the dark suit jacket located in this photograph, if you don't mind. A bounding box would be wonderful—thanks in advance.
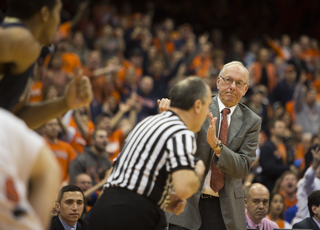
[293,217,320,230]
[50,215,89,230]
[259,140,294,192]
[166,95,261,230]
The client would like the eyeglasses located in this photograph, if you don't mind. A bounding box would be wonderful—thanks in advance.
[219,75,248,88]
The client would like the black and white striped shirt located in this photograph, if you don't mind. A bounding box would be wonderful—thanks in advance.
[105,111,197,209]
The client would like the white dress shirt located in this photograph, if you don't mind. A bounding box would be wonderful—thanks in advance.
[202,97,237,196]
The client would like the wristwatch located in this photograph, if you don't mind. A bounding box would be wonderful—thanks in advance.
[213,140,223,152]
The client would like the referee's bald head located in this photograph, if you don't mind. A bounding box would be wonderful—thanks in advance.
[170,76,210,111]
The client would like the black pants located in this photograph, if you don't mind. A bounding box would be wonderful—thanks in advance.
[88,188,166,230]
[198,196,226,230]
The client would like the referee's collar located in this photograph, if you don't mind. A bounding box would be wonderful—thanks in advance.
[168,109,188,128]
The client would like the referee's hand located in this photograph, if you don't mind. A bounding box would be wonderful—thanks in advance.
[165,193,187,215]
[157,98,171,112]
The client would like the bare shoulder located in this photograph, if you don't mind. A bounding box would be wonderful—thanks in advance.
[0,27,41,73]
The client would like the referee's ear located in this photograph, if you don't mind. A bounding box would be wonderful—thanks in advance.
[193,99,202,114]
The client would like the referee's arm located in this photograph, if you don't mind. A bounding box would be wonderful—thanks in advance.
[172,160,205,200]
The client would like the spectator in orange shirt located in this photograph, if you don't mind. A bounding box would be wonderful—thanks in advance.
[300,35,314,61]
[310,38,320,59]
[189,43,212,78]
[29,64,44,104]
[119,66,139,101]
[117,49,143,90]
[249,48,277,94]
[153,27,176,58]
[45,53,72,96]
[57,39,83,74]
[44,39,82,75]
[54,1,89,42]
[69,31,91,65]
[277,171,298,223]
[29,80,44,103]
[295,132,313,174]
[43,118,77,184]
[62,107,95,154]
[83,50,110,105]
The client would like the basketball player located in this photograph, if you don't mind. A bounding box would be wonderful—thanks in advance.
[0,108,61,229]
[0,0,92,129]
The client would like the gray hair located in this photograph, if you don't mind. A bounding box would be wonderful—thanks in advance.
[219,61,249,83]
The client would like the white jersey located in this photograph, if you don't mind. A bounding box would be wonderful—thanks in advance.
[0,109,44,230]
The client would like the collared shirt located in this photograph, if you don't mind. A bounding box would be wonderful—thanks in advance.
[313,217,320,229]
[246,212,279,230]
[58,215,77,230]
[202,96,237,197]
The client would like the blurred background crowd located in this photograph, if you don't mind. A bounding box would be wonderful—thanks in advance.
[2,0,320,228]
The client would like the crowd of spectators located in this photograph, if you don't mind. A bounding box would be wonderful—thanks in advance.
[20,0,320,228]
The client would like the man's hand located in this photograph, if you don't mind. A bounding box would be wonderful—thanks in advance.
[157,98,171,112]
[165,193,187,215]
[64,68,93,110]
[206,113,218,150]
[119,102,131,113]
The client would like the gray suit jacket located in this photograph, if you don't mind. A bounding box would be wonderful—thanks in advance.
[166,95,261,230]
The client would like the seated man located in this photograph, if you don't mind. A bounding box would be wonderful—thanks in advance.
[74,173,99,212]
[293,190,320,230]
[50,185,88,230]
[245,183,279,229]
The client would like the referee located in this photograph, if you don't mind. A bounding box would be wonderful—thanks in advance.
[88,76,211,230]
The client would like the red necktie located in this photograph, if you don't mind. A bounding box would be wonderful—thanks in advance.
[210,108,230,192]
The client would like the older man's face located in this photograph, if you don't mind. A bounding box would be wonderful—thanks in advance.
[217,64,249,108]
[245,187,269,224]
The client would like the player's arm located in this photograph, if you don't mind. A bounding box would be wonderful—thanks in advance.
[28,146,61,229]
[15,69,93,129]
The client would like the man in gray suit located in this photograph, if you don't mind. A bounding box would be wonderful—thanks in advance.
[159,61,261,230]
